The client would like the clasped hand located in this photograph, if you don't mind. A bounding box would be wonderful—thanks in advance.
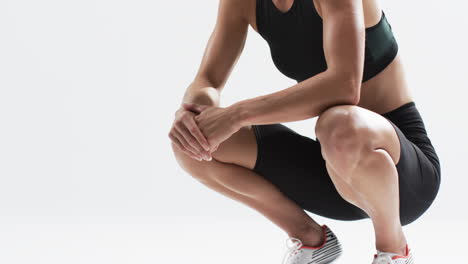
[168,103,243,161]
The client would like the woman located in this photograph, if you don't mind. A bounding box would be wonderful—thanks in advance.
[169,0,441,263]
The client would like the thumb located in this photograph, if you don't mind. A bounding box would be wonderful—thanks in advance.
[182,103,210,114]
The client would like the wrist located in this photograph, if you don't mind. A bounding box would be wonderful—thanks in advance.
[229,101,251,128]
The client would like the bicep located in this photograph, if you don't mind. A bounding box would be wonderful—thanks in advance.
[194,0,249,90]
[317,0,365,81]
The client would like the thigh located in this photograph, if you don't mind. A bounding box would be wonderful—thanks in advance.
[316,104,440,225]
[251,123,369,221]
[380,101,441,225]
[383,118,441,226]
[210,125,259,170]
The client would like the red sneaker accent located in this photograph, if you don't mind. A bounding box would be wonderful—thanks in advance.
[391,244,410,260]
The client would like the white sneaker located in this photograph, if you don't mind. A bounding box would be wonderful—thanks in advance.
[281,224,343,264]
[371,244,415,264]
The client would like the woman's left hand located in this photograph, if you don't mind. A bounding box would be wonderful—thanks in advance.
[182,103,243,153]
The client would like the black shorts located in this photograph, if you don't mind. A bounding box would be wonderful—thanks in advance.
[251,101,441,226]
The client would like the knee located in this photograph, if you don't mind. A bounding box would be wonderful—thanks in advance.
[171,142,211,181]
[316,105,369,151]
[315,105,372,170]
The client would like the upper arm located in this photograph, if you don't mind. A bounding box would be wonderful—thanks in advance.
[316,0,365,90]
[193,0,249,90]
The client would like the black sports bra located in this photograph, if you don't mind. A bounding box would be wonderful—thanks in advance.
[256,0,399,83]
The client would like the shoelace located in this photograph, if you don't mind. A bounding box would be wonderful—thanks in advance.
[281,237,303,264]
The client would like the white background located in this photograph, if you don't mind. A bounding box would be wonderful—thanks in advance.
[0,0,466,263]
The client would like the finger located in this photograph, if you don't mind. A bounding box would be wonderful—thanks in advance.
[185,117,210,151]
[174,130,203,160]
[212,144,219,152]
[176,135,203,161]
[170,132,202,161]
[173,123,201,155]
[176,123,210,158]
[175,130,202,159]
[169,131,197,159]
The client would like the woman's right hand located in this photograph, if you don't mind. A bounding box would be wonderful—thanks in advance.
[168,105,213,161]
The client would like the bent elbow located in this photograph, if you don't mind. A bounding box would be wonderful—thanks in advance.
[339,75,361,106]
[327,68,362,105]
[347,86,360,105]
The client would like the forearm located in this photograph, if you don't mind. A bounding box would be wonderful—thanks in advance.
[232,70,360,126]
[181,78,221,107]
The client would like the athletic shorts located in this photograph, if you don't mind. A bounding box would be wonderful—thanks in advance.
[251,101,441,226]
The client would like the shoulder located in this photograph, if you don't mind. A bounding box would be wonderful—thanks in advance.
[213,0,252,29]
[219,0,250,19]
[217,0,255,30]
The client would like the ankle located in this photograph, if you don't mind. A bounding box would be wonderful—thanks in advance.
[376,237,408,256]
[288,224,325,247]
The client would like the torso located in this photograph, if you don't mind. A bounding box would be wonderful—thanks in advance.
[244,0,414,115]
